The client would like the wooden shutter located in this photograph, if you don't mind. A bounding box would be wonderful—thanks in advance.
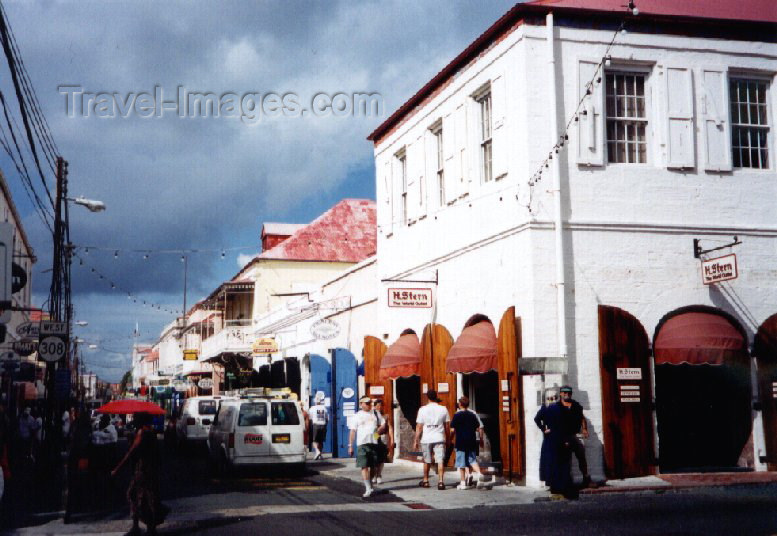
[701,67,733,172]
[497,307,523,480]
[421,323,456,466]
[577,60,605,166]
[491,74,508,180]
[664,65,695,169]
[754,313,777,470]
[598,305,656,479]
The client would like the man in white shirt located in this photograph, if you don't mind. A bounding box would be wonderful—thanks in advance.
[348,396,385,498]
[308,393,329,460]
[413,390,450,490]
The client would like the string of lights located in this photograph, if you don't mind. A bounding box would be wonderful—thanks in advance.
[375,3,637,232]
[74,244,257,260]
[73,250,182,315]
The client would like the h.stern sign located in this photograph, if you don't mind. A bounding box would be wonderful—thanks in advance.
[387,288,432,308]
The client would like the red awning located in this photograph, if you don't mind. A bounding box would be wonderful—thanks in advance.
[446,321,498,373]
[654,312,746,365]
[379,333,421,379]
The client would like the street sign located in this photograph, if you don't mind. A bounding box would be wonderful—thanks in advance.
[701,253,738,285]
[12,338,36,357]
[15,322,40,338]
[38,320,67,362]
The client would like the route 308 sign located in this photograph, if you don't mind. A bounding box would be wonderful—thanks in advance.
[38,321,67,363]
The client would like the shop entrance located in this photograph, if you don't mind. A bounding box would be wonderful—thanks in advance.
[654,308,751,472]
[396,376,421,458]
[461,371,501,463]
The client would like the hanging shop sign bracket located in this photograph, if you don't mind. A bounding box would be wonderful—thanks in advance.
[693,236,741,259]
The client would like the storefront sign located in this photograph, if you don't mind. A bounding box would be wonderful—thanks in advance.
[183,349,198,361]
[12,339,36,357]
[620,397,640,403]
[616,368,642,380]
[369,385,385,396]
[387,288,433,308]
[422,383,428,394]
[437,382,449,393]
[252,337,278,355]
[501,379,510,392]
[15,322,39,338]
[701,253,738,285]
[310,318,340,340]
[198,378,213,389]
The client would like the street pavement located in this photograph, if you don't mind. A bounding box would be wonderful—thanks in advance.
[6,443,777,535]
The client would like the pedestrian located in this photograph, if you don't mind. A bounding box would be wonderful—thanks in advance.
[62,407,72,445]
[534,390,575,499]
[16,407,39,462]
[559,385,594,488]
[347,396,384,498]
[31,408,43,462]
[413,389,450,490]
[65,409,93,519]
[92,414,118,508]
[112,413,168,535]
[450,396,485,490]
[535,389,559,485]
[372,399,394,485]
[308,393,329,460]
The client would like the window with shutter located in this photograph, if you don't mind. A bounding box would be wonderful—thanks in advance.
[476,89,493,183]
[577,59,605,166]
[490,74,508,180]
[701,67,732,172]
[605,71,648,164]
[664,66,695,169]
[729,77,770,169]
[395,149,407,226]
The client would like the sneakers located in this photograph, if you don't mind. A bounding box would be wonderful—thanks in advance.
[375,477,383,485]
[456,482,474,490]
[314,452,322,460]
[362,489,375,498]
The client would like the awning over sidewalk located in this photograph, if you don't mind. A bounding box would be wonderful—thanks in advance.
[446,320,498,373]
[379,332,421,379]
[654,312,746,365]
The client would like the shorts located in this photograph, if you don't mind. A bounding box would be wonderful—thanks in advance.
[375,442,388,464]
[455,449,478,469]
[311,424,327,444]
[356,444,379,468]
[421,442,445,464]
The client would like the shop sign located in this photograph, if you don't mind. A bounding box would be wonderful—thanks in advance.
[437,382,449,393]
[252,337,278,355]
[198,378,213,390]
[183,349,198,361]
[387,288,432,308]
[369,385,384,396]
[701,253,737,285]
[616,367,642,380]
[12,339,36,357]
[15,322,39,338]
[310,318,340,340]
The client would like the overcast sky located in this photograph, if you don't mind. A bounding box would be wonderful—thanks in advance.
[0,0,516,382]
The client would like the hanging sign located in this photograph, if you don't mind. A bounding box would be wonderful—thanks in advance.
[387,288,433,308]
[38,321,68,363]
[310,318,340,340]
[198,378,214,390]
[15,322,40,338]
[252,337,278,355]
[701,253,737,285]
[12,338,37,357]
[183,349,198,361]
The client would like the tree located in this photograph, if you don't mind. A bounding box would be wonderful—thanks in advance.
[119,369,132,395]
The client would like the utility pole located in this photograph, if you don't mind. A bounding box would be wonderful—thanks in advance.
[182,254,188,326]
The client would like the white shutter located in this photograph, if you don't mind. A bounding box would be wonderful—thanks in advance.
[424,128,438,208]
[382,160,392,235]
[466,97,479,191]
[701,67,732,172]
[405,141,417,222]
[491,74,508,180]
[664,65,695,169]
[576,59,604,166]
[416,135,427,218]
[455,103,468,197]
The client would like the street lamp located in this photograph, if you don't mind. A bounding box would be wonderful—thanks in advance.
[67,196,106,213]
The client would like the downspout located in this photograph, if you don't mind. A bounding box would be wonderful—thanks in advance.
[547,12,568,359]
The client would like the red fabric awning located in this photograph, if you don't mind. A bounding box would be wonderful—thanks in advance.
[446,321,498,373]
[379,333,421,379]
[654,312,746,365]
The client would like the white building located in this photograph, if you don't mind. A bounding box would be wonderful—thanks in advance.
[367,0,777,484]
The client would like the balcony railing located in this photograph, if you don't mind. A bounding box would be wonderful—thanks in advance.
[200,324,253,361]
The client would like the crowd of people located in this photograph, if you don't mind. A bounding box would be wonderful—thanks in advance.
[337,386,593,500]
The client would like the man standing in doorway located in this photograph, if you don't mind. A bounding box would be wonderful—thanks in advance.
[309,393,329,460]
[559,385,593,488]
[413,390,450,490]
[348,396,385,498]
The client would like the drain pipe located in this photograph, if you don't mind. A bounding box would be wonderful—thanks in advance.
[547,12,568,360]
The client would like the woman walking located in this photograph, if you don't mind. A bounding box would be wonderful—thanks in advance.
[112,413,167,535]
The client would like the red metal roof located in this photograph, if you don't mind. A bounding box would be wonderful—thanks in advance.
[146,349,160,362]
[257,199,376,263]
[368,0,777,145]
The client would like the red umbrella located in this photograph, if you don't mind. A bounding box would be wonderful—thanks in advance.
[96,399,165,415]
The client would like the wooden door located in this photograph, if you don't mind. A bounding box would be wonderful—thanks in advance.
[497,307,523,480]
[421,324,455,466]
[363,336,393,462]
[598,305,656,478]
[754,313,777,471]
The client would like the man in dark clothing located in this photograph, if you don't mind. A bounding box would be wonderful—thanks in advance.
[534,391,575,499]
[559,385,593,488]
[449,396,485,489]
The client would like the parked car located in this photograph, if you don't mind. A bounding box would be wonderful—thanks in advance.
[207,391,306,474]
[177,395,231,447]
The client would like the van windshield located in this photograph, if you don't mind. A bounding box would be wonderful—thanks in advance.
[238,402,267,426]
[198,401,217,415]
[271,402,300,425]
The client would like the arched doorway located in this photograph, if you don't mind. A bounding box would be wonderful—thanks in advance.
[653,306,751,472]
[754,313,777,471]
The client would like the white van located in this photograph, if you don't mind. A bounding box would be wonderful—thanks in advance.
[177,395,232,446]
[207,391,306,473]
